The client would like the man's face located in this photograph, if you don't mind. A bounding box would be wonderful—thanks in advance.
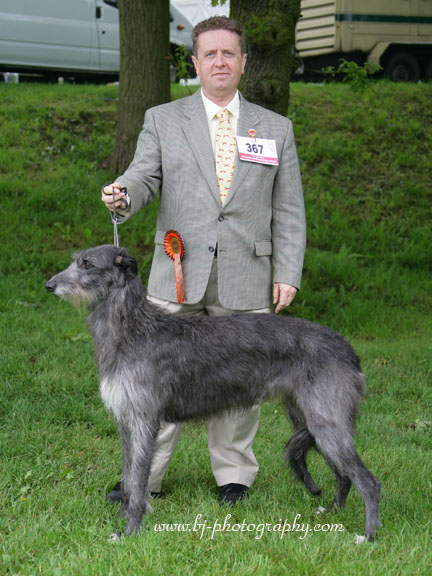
[192,29,247,105]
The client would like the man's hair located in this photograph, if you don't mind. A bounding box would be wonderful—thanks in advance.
[192,16,246,56]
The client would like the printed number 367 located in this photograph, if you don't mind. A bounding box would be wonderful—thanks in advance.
[246,142,263,154]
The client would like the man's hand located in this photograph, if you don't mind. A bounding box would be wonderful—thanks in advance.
[101,183,128,212]
[273,283,298,314]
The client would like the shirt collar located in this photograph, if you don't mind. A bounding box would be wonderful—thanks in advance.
[201,90,240,122]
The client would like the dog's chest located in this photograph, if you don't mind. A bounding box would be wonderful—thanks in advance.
[100,376,127,420]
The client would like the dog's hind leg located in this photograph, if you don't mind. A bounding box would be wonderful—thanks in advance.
[122,418,160,536]
[333,472,352,509]
[283,402,321,495]
[311,426,381,540]
[348,453,381,540]
[316,468,352,516]
[284,428,321,495]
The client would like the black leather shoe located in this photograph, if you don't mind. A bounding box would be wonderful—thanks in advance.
[106,481,161,503]
[219,483,249,505]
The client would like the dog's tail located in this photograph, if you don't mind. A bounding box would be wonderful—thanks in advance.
[284,428,321,495]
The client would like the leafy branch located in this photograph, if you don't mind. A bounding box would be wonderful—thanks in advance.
[323,59,382,92]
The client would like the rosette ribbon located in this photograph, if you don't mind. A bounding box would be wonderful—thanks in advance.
[164,230,186,303]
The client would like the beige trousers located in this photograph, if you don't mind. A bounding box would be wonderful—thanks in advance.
[146,257,271,492]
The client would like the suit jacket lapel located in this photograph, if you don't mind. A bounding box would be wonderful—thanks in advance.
[182,91,220,204]
[181,91,261,208]
[224,95,260,208]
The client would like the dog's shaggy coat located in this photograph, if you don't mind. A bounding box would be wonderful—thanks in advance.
[46,245,381,539]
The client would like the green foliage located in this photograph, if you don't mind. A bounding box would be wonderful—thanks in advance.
[245,12,293,51]
[171,44,194,84]
[0,81,431,574]
[323,59,382,92]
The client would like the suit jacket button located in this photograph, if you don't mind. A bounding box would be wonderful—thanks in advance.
[208,246,215,253]
[218,215,225,222]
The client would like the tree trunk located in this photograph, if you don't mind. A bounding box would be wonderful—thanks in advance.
[230,0,301,116]
[112,0,170,174]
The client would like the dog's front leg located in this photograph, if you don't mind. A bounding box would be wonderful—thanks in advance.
[117,424,132,519]
[122,418,160,536]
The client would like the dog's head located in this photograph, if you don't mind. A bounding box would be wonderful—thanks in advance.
[46,245,138,306]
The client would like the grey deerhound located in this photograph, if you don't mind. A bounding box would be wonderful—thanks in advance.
[46,245,381,540]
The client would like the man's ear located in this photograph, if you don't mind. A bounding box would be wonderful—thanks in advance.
[241,52,247,74]
[192,54,199,75]
[114,255,138,277]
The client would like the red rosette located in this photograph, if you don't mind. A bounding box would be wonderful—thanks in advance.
[163,230,186,303]
[164,230,185,261]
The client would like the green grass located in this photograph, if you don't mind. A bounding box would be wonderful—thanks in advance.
[1,81,431,575]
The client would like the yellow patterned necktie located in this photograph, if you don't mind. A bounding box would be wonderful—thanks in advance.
[215,109,236,206]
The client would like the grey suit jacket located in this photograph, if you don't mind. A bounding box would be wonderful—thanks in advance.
[117,90,306,310]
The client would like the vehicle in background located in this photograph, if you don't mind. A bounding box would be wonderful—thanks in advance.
[0,0,194,81]
[295,0,432,81]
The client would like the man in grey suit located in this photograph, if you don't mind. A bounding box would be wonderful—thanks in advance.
[102,16,306,505]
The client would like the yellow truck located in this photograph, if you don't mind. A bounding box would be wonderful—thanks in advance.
[295,0,432,80]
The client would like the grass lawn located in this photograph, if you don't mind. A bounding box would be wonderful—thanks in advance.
[0,80,431,575]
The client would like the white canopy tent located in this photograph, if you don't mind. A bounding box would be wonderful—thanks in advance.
[172,0,230,25]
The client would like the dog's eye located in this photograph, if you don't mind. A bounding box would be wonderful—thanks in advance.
[81,258,92,270]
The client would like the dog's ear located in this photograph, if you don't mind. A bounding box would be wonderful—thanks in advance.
[114,255,138,277]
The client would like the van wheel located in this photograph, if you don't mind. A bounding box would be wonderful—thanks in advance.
[385,52,420,82]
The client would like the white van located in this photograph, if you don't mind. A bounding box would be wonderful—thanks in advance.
[0,0,194,79]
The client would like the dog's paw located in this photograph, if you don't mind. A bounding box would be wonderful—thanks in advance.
[355,534,367,545]
[124,518,142,536]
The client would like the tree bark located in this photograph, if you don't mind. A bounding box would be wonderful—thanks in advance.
[112,0,170,174]
[230,0,301,116]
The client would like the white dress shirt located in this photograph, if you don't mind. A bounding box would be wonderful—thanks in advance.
[200,90,240,153]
